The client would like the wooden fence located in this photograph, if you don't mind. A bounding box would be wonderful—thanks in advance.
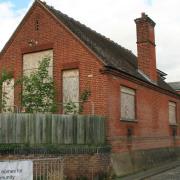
[0,113,105,145]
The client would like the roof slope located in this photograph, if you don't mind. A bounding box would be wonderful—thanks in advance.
[44,3,145,79]
[43,3,176,93]
[168,82,180,90]
[1,0,175,94]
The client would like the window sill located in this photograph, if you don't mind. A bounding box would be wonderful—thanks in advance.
[120,119,138,123]
[169,124,178,127]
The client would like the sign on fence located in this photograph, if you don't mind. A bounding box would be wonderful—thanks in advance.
[0,160,33,180]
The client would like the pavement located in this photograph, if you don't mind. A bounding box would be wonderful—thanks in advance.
[147,166,180,180]
[116,160,180,180]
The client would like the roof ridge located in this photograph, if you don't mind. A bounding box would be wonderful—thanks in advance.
[44,3,137,68]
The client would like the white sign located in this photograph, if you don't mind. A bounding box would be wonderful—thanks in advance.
[0,160,33,180]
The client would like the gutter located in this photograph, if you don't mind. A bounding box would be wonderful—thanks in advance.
[101,66,180,99]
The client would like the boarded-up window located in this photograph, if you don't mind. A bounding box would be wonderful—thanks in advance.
[23,50,53,77]
[2,79,14,112]
[169,102,176,125]
[63,69,79,113]
[121,86,135,120]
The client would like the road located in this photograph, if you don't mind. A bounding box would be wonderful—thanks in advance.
[146,166,180,180]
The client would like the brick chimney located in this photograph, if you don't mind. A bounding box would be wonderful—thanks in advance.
[135,13,157,82]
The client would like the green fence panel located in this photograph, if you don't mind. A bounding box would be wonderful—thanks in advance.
[0,113,105,145]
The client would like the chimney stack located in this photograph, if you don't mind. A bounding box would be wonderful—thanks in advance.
[135,13,157,82]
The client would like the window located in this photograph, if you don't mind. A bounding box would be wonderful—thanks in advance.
[35,19,39,31]
[168,101,177,125]
[2,79,14,112]
[23,50,53,77]
[62,69,79,113]
[121,86,135,121]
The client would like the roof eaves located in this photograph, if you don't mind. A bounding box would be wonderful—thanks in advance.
[103,66,180,98]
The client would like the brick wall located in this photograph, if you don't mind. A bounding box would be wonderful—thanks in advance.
[0,3,109,116]
[0,153,110,179]
[106,73,180,152]
[63,154,110,179]
[0,1,180,156]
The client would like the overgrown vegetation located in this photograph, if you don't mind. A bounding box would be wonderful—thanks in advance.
[17,56,57,113]
[79,89,91,113]
[63,100,78,114]
[63,89,91,114]
[0,56,91,114]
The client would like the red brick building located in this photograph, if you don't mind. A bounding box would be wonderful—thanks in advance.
[0,0,180,177]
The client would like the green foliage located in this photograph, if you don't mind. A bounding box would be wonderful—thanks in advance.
[0,69,13,112]
[63,89,91,114]
[19,56,57,113]
[63,101,78,114]
[79,89,91,113]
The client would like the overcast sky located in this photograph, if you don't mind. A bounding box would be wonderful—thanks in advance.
[0,0,180,82]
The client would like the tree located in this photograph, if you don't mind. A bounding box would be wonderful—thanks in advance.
[20,56,56,113]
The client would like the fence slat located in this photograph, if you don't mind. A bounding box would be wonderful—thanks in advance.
[52,114,58,144]
[57,116,65,144]
[77,115,85,144]
[0,113,105,145]
[85,116,92,144]
[29,114,35,144]
[64,115,73,144]
[35,114,43,144]
[15,114,21,143]
[46,114,52,144]
[2,114,9,143]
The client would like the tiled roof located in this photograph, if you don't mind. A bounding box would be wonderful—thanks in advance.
[42,2,176,94]
[168,82,180,90]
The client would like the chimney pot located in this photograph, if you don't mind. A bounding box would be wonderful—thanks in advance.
[135,13,157,82]
[141,12,146,17]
